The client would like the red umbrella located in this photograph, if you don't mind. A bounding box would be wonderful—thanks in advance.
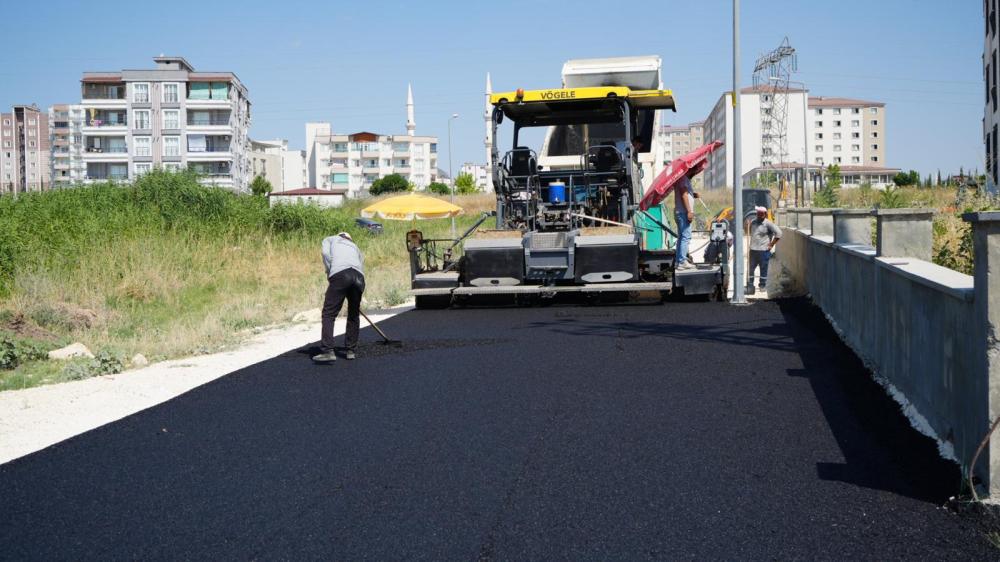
[638,140,724,211]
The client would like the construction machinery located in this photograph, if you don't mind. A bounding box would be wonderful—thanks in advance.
[408,57,728,308]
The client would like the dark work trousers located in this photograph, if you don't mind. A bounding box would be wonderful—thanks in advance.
[748,249,770,289]
[321,268,366,353]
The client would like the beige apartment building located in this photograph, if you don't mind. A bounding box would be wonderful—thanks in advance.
[808,97,885,168]
[1,105,50,193]
[49,104,86,186]
[79,56,252,191]
[659,121,705,190]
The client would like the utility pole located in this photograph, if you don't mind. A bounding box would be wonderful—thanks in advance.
[732,0,746,303]
[448,113,459,238]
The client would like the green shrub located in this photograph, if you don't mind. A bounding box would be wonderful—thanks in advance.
[370,174,411,195]
[0,331,55,370]
[427,182,450,195]
[60,349,125,381]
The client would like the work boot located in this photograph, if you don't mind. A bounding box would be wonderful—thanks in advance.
[345,350,356,360]
[312,351,337,363]
[676,261,695,271]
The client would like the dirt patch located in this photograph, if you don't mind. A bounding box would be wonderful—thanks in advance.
[1,313,59,342]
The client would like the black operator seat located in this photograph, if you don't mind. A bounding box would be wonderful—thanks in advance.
[509,147,537,177]
[589,143,622,174]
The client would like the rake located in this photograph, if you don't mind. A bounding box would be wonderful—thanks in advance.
[359,310,403,347]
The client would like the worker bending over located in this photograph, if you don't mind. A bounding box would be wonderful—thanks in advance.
[748,206,782,291]
[313,232,366,363]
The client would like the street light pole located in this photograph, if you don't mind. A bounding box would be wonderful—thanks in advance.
[732,0,746,304]
[448,113,458,238]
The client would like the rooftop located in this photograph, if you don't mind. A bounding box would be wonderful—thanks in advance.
[269,187,348,196]
[808,96,885,108]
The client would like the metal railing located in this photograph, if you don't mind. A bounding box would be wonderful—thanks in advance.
[187,116,230,126]
[85,120,128,128]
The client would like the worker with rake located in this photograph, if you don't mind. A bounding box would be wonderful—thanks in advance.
[313,232,366,363]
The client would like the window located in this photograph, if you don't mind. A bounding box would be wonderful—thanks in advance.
[331,173,349,184]
[351,159,360,167]
[163,136,180,157]
[871,156,879,162]
[834,157,842,163]
[28,118,35,125]
[870,107,878,114]
[392,142,409,152]
[833,120,842,127]
[133,110,150,129]
[163,110,179,129]
[163,83,179,103]
[2,119,8,126]
[851,144,860,151]
[814,121,823,127]
[852,108,860,114]
[833,108,841,115]
[815,145,823,152]
[851,120,860,127]
[833,145,842,152]
[852,157,861,164]
[815,157,824,165]
[871,144,879,150]
[28,140,34,148]
[833,133,841,140]
[872,131,879,138]
[164,163,181,172]
[382,159,391,166]
[815,133,823,140]
[815,109,823,115]
[852,132,860,139]
[133,83,150,103]
[134,136,151,157]
[871,120,879,126]
[332,142,348,152]
[135,163,151,176]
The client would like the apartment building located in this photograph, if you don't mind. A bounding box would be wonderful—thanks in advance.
[702,86,889,189]
[659,121,705,190]
[305,87,438,195]
[809,97,885,168]
[459,162,489,190]
[985,0,999,192]
[1,104,50,193]
[49,104,86,186]
[78,56,251,191]
[248,139,307,192]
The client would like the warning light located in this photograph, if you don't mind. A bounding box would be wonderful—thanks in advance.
[515,88,524,101]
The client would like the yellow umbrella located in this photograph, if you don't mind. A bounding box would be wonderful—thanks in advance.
[361,193,464,221]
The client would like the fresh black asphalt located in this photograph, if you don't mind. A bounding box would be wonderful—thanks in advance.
[1,298,997,560]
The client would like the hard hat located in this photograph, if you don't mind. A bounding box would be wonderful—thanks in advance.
[755,206,767,213]
[338,232,353,241]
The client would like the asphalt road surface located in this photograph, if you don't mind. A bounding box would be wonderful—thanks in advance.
[1,298,996,560]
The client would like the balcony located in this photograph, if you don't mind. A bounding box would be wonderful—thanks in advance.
[86,163,128,181]
[82,138,128,160]
[81,83,127,106]
[187,135,232,160]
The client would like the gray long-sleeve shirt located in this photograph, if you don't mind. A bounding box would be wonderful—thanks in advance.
[749,218,782,251]
[322,236,365,278]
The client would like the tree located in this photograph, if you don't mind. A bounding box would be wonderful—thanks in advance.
[814,164,841,208]
[370,173,411,195]
[454,173,479,194]
[936,170,942,186]
[893,172,914,187]
[426,181,450,195]
[250,175,273,197]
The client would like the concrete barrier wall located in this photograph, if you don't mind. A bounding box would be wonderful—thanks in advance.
[772,210,996,494]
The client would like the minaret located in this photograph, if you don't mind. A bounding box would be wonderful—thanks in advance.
[484,73,494,192]
[406,83,416,136]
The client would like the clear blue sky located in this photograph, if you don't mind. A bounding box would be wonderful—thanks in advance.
[0,0,984,177]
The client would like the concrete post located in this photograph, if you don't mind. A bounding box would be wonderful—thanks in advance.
[964,211,1000,496]
[811,209,836,238]
[776,208,787,227]
[797,208,811,232]
[832,209,873,247]
[874,209,934,261]
[786,207,798,229]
